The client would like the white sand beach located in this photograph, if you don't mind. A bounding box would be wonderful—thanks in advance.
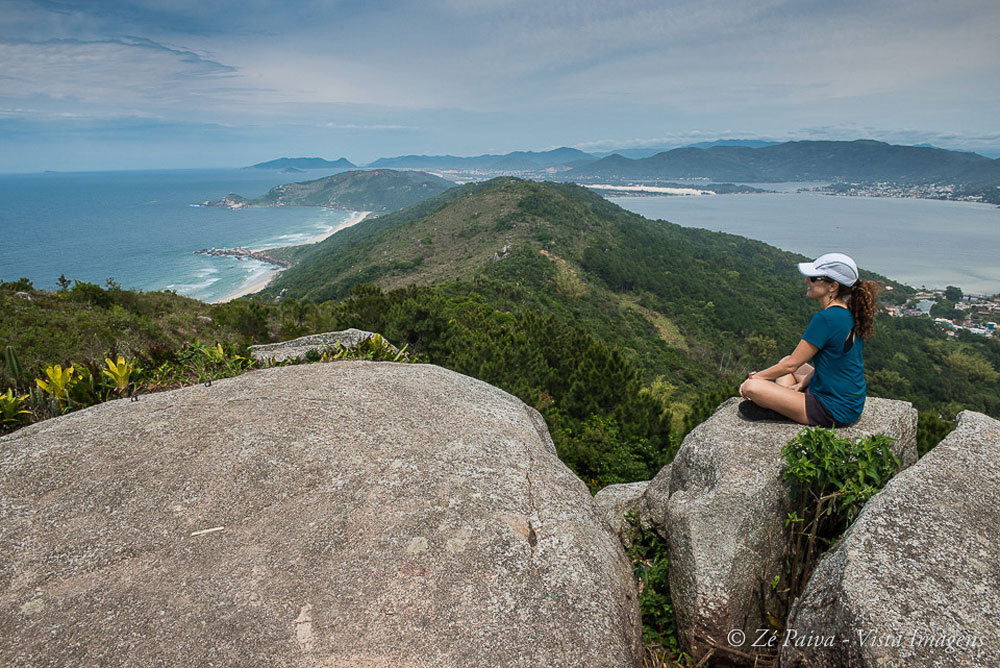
[586,184,712,196]
[212,210,371,303]
[302,210,371,244]
[210,269,281,303]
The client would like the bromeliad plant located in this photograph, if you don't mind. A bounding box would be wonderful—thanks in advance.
[323,333,410,362]
[102,356,138,396]
[3,345,24,391]
[35,364,79,410]
[172,340,254,382]
[1,388,31,430]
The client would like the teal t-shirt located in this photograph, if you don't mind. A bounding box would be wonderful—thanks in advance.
[802,306,865,424]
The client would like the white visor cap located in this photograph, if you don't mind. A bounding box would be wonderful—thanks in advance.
[798,252,858,287]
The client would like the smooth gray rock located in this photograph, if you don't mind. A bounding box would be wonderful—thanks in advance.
[667,397,917,665]
[248,328,396,363]
[781,410,1000,668]
[641,462,673,537]
[0,362,640,668]
[594,481,650,545]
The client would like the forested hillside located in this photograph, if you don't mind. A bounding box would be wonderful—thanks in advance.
[264,177,879,373]
[259,177,999,444]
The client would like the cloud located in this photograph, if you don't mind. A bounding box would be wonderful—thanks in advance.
[6,0,999,115]
[1,0,998,169]
[320,122,417,131]
[0,36,245,115]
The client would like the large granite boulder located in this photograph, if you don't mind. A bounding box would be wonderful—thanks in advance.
[781,410,1000,668]
[593,481,650,545]
[248,328,396,363]
[667,397,917,665]
[641,461,673,537]
[0,362,641,667]
[593,463,672,546]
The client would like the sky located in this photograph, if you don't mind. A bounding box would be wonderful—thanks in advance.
[1,0,998,172]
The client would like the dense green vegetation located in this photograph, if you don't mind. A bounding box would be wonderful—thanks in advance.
[263,177,992,425]
[626,512,684,665]
[0,280,416,435]
[777,428,902,625]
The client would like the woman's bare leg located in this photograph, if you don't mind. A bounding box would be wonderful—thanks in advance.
[774,358,814,388]
[741,378,810,424]
[776,373,797,387]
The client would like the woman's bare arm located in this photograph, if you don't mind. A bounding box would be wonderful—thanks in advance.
[753,339,818,381]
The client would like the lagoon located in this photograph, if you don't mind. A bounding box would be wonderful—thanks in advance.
[609,191,1000,294]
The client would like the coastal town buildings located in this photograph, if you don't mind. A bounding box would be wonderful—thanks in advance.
[894,289,999,338]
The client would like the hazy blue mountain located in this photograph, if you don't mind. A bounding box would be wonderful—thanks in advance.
[592,139,779,159]
[570,140,997,184]
[590,148,672,160]
[366,147,595,170]
[251,157,356,170]
[683,139,781,150]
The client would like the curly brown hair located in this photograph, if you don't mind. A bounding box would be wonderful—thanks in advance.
[835,280,881,340]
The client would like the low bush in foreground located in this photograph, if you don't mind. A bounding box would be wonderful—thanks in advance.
[0,336,413,436]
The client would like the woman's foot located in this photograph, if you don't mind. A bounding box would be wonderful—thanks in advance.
[738,400,790,422]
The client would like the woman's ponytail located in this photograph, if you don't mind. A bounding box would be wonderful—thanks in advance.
[847,280,881,340]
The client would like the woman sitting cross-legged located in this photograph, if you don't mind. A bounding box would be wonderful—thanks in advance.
[738,252,881,427]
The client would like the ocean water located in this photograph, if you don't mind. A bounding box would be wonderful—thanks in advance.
[0,169,357,302]
[609,191,1000,294]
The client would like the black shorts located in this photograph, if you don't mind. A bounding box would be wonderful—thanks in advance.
[804,391,836,428]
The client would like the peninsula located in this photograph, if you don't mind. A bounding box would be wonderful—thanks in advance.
[203,169,455,214]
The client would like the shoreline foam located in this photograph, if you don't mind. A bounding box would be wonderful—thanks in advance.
[211,210,371,303]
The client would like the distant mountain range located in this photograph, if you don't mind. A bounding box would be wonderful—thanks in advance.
[591,140,781,159]
[567,140,1000,185]
[251,157,356,170]
[366,147,594,171]
[245,141,1000,204]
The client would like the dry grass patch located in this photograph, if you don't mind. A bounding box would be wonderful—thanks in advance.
[618,296,688,351]
[539,249,588,299]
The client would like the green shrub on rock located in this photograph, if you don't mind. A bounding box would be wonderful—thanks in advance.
[779,427,902,611]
